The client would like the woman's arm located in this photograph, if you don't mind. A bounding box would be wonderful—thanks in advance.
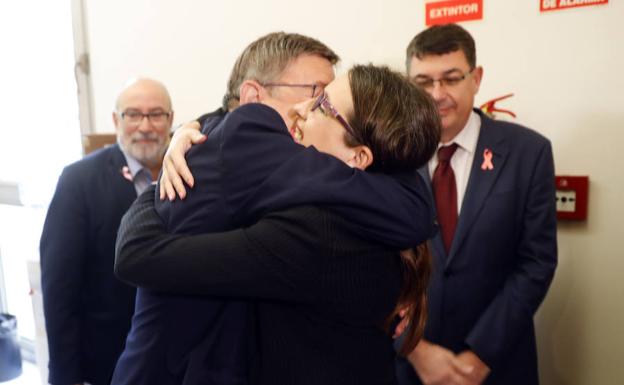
[159,104,435,250]
[115,185,324,302]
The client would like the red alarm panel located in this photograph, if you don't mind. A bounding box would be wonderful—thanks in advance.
[555,176,589,221]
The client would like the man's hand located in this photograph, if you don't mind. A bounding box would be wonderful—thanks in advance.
[408,340,474,385]
[160,121,206,201]
[456,350,490,385]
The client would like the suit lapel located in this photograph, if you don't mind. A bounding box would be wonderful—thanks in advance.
[444,113,508,269]
[108,144,138,204]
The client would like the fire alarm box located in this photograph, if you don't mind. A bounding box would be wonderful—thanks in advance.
[555,176,589,221]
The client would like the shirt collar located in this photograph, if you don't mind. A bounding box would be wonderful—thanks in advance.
[441,110,481,154]
[119,146,145,178]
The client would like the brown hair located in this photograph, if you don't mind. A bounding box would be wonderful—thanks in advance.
[346,64,439,354]
[347,64,440,173]
[392,244,432,356]
[223,32,340,110]
[405,23,476,73]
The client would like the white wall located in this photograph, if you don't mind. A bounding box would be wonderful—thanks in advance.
[83,1,624,384]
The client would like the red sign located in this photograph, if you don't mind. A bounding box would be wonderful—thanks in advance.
[540,0,608,12]
[425,0,483,26]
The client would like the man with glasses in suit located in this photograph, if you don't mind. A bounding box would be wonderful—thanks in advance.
[41,78,173,385]
[395,23,557,385]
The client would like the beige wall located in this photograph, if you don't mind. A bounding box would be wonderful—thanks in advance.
[83,1,624,383]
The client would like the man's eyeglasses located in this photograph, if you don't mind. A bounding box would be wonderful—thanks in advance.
[411,68,475,90]
[311,93,356,138]
[120,110,171,127]
[262,82,324,98]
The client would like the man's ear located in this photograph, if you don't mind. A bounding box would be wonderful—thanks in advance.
[112,111,120,129]
[167,110,175,135]
[239,80,264,105]
[472,65,484,94]
[347,146,373,170]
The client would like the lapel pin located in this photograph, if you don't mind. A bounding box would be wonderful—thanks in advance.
[121,166,134,182]
[481,149,494,171]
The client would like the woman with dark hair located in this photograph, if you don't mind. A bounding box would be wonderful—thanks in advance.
[290,64,439,355]
[115,64,440,384]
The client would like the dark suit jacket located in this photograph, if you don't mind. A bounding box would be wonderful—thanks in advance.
[396,110,557,385]
[112,103,434,385]
[40,144,138,385]
[116,193,402,385]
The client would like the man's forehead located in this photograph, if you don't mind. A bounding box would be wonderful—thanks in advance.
[409,51,470,76]
[279,54,335,85]
[118,90,170,111]
[116,79,171,110]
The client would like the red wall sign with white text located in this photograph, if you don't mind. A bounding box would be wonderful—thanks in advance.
[425,0,483,26]
[540,0,608,12]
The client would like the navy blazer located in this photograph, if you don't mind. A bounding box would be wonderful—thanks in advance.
[40,144,138,385]
[112,103,435,385]
[116,197,403,385]
[396,110,557,385]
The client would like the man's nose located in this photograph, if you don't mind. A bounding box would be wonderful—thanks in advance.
[137,116,153,132]
[293,98,313,118]
[428,82,447,102]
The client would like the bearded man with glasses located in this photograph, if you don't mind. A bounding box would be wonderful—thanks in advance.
[40,78,173,385]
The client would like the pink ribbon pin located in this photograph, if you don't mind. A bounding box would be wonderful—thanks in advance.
[481,149,494,171]
[121,166,134,182]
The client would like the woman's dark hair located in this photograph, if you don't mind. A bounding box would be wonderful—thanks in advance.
[347,64,440,174]
[346,64,439,355]
[390,243,432,356]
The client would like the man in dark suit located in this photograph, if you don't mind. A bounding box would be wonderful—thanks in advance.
[395,24,557,385]
[40,78,173,385]
[111,33,434,385]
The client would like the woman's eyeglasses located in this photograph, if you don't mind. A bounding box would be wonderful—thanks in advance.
[310,93,356,137]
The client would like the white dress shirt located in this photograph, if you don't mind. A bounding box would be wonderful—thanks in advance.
[120,148,154,195]
[428,111,481,215]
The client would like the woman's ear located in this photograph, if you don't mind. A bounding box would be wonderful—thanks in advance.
[239,80,263,104]
[347,146,373,170]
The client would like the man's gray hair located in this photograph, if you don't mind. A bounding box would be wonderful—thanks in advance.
[222,32,339,110]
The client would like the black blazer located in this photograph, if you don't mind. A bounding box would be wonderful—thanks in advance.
[112,103,434,385]
[396,111,557,385]
[116,189,402,385]
[40,144,137,385]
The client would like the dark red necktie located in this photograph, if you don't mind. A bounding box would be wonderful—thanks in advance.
[432,143,458,253]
